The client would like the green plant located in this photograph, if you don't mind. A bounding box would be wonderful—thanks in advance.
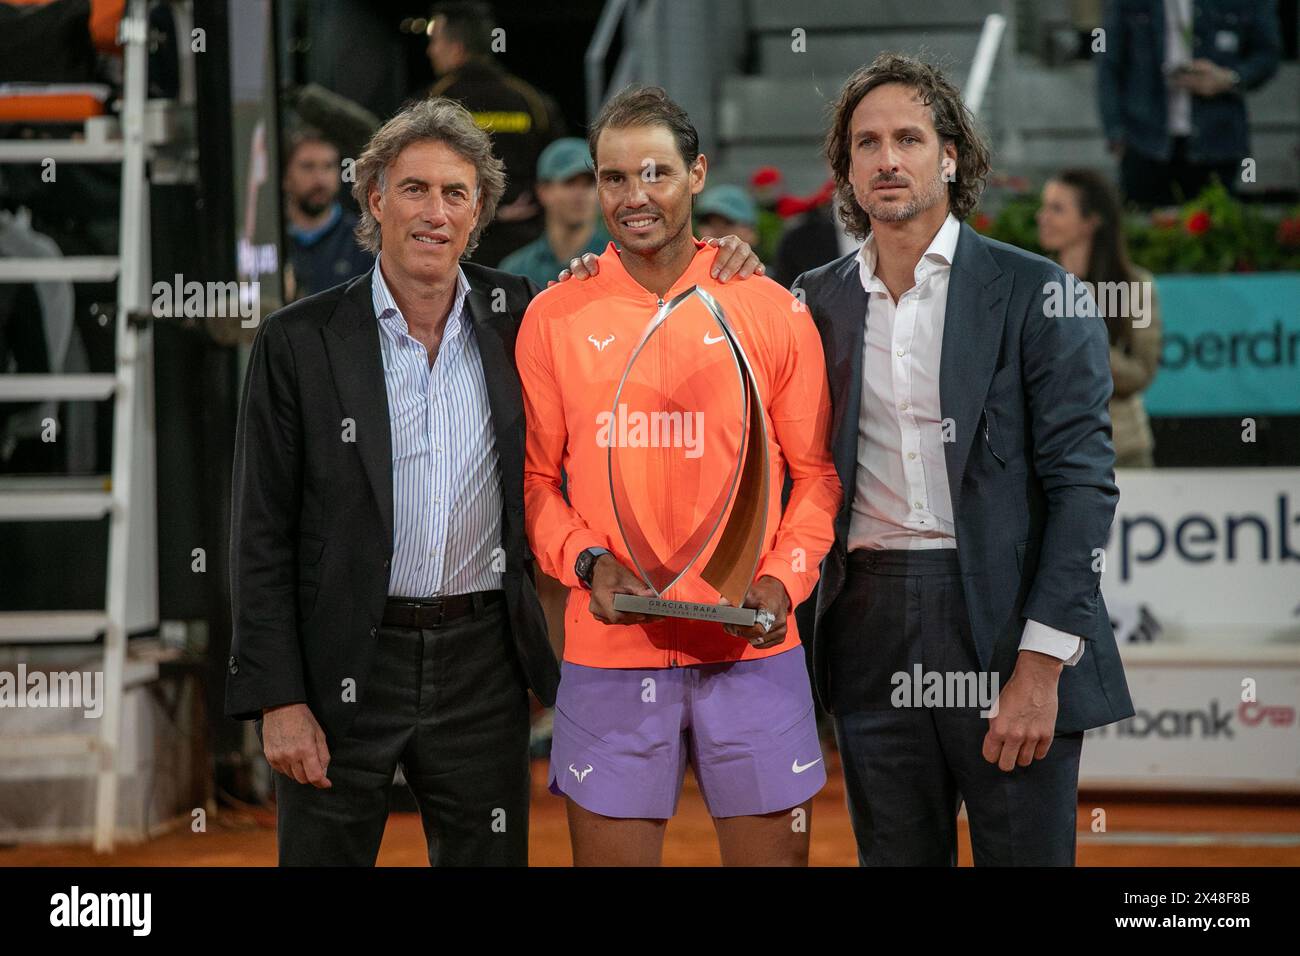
[978,193,1044,254]
[973,182,1300,273]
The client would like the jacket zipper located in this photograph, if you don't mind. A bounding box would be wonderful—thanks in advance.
[657,295,677,668]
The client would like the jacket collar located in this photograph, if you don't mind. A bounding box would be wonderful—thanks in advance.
[593,239,717,301]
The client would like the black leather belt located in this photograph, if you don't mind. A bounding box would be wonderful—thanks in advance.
[847,548,961,576]
[382,590,504,629]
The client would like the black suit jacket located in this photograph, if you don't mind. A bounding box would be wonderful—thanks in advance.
[793,223,1134,735]
[225,263,560,740]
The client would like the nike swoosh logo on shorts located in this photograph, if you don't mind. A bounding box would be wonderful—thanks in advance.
[791,757,822,774]
[703,332,725,345]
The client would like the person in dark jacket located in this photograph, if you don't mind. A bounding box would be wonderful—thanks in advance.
[1096,0,1280,206]
[425,1,566,265]
[772,204,844,289]
[800,53,1133,867]
[230,98,558,867]
[282,127,373,299]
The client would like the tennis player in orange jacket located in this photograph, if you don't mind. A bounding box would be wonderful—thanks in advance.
[516,86,840,866]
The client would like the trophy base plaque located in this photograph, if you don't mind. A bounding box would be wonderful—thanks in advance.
[613,593,774,631]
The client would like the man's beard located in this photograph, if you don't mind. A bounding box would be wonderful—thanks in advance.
[858,162,947,223]
[297,193,333,217]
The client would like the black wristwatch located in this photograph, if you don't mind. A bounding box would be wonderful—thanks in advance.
[575,547,611,589]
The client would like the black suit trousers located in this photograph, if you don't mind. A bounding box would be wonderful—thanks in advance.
[825,550,1082,866]
[259,599,531,866]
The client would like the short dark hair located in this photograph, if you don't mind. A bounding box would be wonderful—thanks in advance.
[282,125,335,171]
[587,85,700,170]
[825,52,991,238]
[430,2,494,57]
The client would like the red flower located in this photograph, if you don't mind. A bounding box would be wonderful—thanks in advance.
[1277,217,1300,248]
[774,178,836,218]
[972,213,992,232]
[1185,210,1212,235]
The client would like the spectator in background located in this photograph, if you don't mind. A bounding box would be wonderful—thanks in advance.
[1037,168,1162,467]
[426,1,566,266]
[1097,0,1281,207]
[287,85,381,194]
[694,184,758,248]
[499,138,608,287]
[282,127,372,300]
[771,178,847,288]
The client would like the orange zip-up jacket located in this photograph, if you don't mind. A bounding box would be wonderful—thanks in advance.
[516,240,841,668]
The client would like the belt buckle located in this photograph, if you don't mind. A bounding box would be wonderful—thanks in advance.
[426,598,445,629]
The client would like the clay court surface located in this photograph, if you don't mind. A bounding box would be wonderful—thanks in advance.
[4,752,1298,867]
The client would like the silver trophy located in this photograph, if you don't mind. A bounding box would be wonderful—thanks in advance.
[608,285,774,632]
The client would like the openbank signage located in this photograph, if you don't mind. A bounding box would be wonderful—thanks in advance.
[1144,273,1300,416]
[1080,663,1300,788]
[1101,469,1300,630]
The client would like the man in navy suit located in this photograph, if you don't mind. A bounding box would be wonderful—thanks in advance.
[794,53,1134,866]
[1097,0,1280,207]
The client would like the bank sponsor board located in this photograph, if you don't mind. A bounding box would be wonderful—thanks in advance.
[1081,656,1300,789]
[1102,469,1300,630]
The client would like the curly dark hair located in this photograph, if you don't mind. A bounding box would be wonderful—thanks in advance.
[825,52,991,239]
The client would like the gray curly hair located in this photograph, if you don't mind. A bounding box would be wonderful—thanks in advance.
[351,97,506,257]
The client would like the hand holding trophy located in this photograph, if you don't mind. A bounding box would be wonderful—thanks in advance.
[719,574,790,648]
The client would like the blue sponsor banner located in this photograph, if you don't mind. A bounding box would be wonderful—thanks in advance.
[1145,273,1300,416]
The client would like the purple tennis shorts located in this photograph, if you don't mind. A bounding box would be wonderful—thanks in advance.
[548,645,825,819]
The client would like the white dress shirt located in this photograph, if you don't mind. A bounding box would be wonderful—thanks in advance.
[373,255,504,598]
[1164,0,1194,137]
[848,213,1083,665]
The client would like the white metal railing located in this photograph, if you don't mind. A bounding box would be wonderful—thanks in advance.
[964,12,1007,117]
[585,0,657,120]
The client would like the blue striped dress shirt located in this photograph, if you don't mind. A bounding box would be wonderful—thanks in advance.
[372,256,504,597]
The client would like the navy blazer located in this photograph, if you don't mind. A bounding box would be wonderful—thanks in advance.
[793,222,1134,735]
[1097,0,1280,165]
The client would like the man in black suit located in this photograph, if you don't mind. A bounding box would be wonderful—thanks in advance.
[795,54,1134,866]
[226,96,761,866]
[226,97,555,866]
